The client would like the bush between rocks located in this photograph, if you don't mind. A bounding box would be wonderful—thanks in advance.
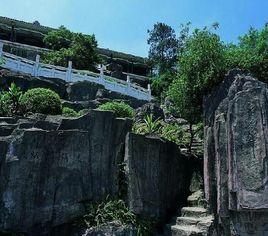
[98,101,134,118]
[20,88,62,115]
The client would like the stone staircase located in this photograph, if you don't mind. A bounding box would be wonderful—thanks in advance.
[166,190,214,236]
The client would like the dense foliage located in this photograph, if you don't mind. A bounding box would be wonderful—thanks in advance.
[62,107,89,117]
[20,88,62,115]
[0,57,5,65]
[98,102,134,118]
[62,107,78,117]
[0,83,23,116]
[150,71,175,98]
[82,197,154,236]
[168,27,226,124]
[133,114,162,134]
[43,26,100,71]
[225,25,268,82]
[150,23,268,126]
[147,23,178,74]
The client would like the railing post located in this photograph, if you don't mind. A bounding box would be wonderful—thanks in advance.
[66,61,72,82]
[126,74,131,84]
[100,64,104,78]
[33,54,40,76]
[0,42,3,57]
[147,84,152,101]
[126,74,131,95]
[99,64,105,85]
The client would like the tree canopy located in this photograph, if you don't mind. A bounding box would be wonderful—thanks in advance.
[43,26,100,71]
[150,23,268,125]
[147,22,178,74]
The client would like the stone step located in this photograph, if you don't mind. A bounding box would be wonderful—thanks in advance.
[181,207,209,217]
[187,190,204,207]
[197,216,214,232]
[171,225,204,236]
[176,215,214,226]
[176,216,200,225]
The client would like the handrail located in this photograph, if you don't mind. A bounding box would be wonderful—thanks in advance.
[0,42,152,101]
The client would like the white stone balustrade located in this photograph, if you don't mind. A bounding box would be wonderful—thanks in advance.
[0,42,152,101]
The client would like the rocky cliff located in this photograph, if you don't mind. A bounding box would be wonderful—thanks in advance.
[0,111,132,235]
[204,70,268,235]
[0,110,193,236]
[125,133,191,223]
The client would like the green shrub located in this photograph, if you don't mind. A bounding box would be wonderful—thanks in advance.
[98,102,134,118]
[160,122,184,144]
[133,114,162,135]
[0,92,12,117]
[83,197,154,236]
[62,107,78,117]
[0,83,23,117]
[20,88,62,115]
[78,109,89,116]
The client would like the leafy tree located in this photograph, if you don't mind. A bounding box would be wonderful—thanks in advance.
[43,26,100,71]
[149,23,191,99]
[147,22,178,74]
[44,26,73,50]
[151,71,175,99]
[168,27,226,153]
[225,24,268,82]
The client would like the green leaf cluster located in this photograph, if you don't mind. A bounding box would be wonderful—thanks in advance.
[20,88,62,115]
[147,22,179,74]
[98,101,134,118]
[166,24,268,124]
[62,107,89,117]
[0,83,23,116]
[83,197,154,236]
[43,26,100,71]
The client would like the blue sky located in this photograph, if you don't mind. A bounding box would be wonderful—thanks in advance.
[0,0,267,57]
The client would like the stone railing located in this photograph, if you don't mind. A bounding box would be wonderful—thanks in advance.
[0,42,152,101]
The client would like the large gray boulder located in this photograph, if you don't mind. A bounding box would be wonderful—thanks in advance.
[83,221,137,236]
[125,133,191,223]
[204,70,268,235]
[0,110,132,236]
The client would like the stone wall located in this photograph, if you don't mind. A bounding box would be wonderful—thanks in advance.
[125,133,191,223]
[204,70,268,235]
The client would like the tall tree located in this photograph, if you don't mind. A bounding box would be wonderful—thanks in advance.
[43,26,100,71]
[147,23,178,74]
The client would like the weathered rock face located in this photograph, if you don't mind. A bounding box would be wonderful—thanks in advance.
[134,102,164,122]
[0,110,132,235]
[0,69,67,98]
[83,221,137,236]
[125,133,191,223]
[204,70,268,235]
[66,81,105,101]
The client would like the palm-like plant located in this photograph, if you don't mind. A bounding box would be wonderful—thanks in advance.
[133,114,162,135]
[8,83,23,115]
[143,114,162,134]
[0,57,4,65]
